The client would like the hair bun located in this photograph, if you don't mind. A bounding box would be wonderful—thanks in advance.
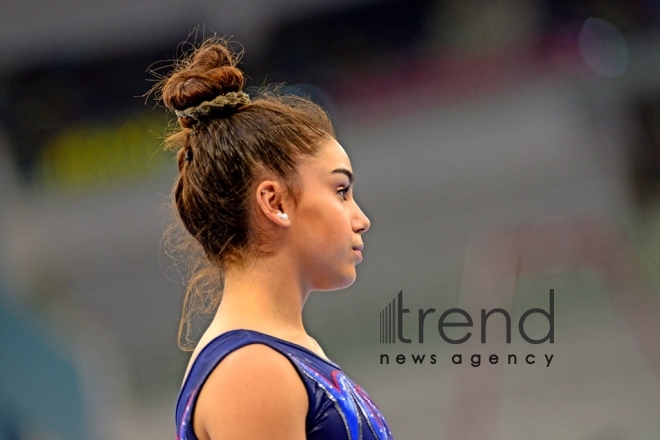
[162,43,245,112]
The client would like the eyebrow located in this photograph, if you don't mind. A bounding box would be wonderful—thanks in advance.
[331,168,354,184]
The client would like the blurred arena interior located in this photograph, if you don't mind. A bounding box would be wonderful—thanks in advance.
[1,0,660,438]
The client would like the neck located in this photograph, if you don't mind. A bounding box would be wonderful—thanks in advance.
[209,253,311,337]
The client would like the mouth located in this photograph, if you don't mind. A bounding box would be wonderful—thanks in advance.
[352,244,364,262]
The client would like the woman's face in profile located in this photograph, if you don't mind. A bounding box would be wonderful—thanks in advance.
[288,138,371,291]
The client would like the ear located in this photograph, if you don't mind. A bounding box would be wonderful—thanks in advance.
[256,180,291,227]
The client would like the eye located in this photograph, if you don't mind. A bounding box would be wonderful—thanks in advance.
[337,185,351,200]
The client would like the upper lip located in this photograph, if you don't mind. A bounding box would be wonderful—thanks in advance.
[353,244,364,251]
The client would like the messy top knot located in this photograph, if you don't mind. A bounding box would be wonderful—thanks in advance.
[162,43,246,128]
[153,37,335,349]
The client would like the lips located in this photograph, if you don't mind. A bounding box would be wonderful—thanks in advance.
[353,244,364,262]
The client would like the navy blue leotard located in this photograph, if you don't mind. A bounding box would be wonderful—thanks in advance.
[176,329,393,439]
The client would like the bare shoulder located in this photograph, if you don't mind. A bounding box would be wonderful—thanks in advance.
[193,343,308,440]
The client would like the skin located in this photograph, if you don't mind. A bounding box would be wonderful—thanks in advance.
[188,138,371,440]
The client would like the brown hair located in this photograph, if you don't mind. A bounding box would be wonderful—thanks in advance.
[155,38,335,349]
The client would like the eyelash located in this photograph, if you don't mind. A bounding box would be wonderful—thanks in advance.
[338,185,351,200]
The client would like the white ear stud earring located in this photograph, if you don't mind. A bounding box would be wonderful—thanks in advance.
[276,212,288,221]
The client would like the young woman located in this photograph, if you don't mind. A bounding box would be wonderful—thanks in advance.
[157,38,393,440]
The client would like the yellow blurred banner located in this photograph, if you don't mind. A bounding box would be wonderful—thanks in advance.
[37,114,170,191]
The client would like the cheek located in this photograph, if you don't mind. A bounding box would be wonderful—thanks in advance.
[318,207,350,243]
[298,203,349,248]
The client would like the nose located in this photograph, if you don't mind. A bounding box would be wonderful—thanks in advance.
[352,201,371,234]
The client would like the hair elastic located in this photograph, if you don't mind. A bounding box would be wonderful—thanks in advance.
[175,91,251,122]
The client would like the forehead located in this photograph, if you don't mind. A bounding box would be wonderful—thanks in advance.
[304,138,352,173]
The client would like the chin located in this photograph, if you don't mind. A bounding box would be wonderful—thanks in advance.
[315,269,357,291]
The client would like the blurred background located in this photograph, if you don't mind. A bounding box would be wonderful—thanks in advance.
[1,0,660,438]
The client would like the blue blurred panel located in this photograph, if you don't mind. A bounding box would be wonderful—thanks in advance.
[0,293,86,440]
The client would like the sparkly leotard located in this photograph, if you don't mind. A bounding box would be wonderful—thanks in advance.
[176,329,393,439]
